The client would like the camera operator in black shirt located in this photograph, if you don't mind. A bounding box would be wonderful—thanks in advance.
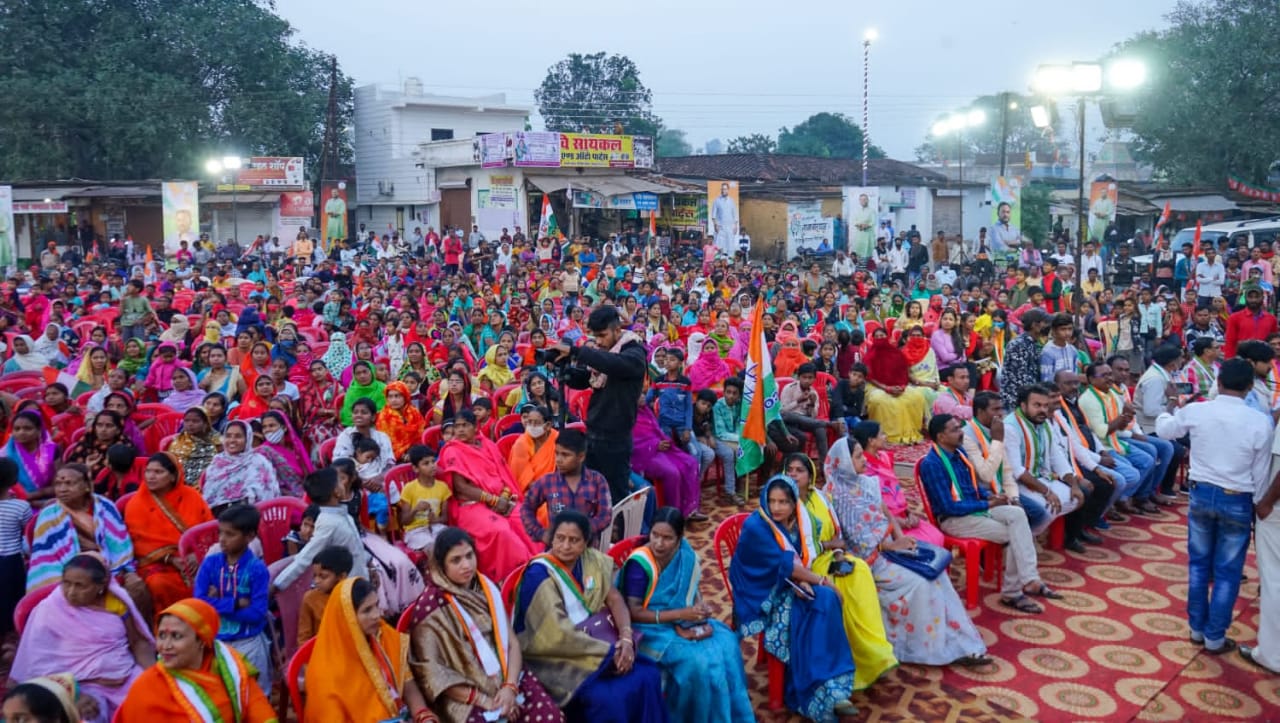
[549,304,648,504]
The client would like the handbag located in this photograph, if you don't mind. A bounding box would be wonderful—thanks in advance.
[882,540,953,581]
[574,610,643,649]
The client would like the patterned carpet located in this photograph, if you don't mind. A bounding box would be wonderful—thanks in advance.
[685,444,1280,722]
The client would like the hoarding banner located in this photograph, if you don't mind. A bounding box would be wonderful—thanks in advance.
[512,131,561,167]
[13,201,69,214]
[320,181,349,249]
[0,186,13,269]
[161,181,199,257]
[707,181,740,253]
[486,175,519,208]
[238,156,305,190]
[279,191,314,219]
[571,189,658,211]
[633,137,654,169]
[480,133,509,168]
[668,195,705,229]
[559,133,636,168]
[1088,181,1119,243]
[787,201,834,256]
[842,186,880,258]
[990,176,1022,229]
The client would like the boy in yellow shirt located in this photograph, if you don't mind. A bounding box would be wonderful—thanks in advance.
[397,445,451,552]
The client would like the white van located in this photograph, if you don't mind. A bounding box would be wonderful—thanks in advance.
[1167,217,1280,252]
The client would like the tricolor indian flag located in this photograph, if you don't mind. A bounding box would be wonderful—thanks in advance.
[537,193,560,239]
[736,298,783,480]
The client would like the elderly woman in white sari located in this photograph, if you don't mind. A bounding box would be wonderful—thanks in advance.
[823,431,990,667]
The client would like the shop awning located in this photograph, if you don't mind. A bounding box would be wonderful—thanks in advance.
[525,174,673,197]
[72,185,159,198]
[525,175,573,194]
[12,187,94,201]
[1154,194,1239,213]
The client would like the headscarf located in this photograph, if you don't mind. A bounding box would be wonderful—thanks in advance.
[75,344,110,386]
[202,420,280,506]
[271,336,298,369]
[729,320,753,362]
[1,409,58,493]
[306,578,407,722]
[159,314,190,346]
[322,331,353,377]
[161,597,221,647]
[22,674,82,723]
[32,324,67,366]
[377,381,426,460]
[118,338,148,376]
[341,361,387,426]
[7,335,46,371]
[688,336,731,390]
[902,335,932,367]
[260,410,313,481]
[476,343,515,389]
[864,331,909,387]
[773,337,808,378]
[685,332,707,364]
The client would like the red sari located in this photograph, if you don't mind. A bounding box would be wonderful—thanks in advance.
[437,436,538,581]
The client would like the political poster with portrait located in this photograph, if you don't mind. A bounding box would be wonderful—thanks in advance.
[842,186,879,258]
[161,181,199,257]
[787,201,834,257]
[511,131,560,167]
[320,181,350,250]
[990,176,1021,228]
[707,181,740,254]
[1088,181,1119,243]
[479,133,509,168]
[0,186,13,271]
[276,190,314,242]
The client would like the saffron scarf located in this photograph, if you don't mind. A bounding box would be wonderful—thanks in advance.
[305,578,407,722]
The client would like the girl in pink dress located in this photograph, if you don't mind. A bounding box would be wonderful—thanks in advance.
[849,420,944,547]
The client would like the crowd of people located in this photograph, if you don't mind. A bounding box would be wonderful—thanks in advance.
[0,220,1277,723]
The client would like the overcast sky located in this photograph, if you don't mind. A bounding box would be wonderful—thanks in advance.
[277,0,1179,159]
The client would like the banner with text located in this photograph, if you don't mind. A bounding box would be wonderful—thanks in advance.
[668,195,705,229]
[512,131,561,167]
[277,190,314,242]
[559,133,636,168]
[571,189,659,211]
[787,200,834,257]
[479,134,509,168]
[162,181,200,257]
[238,157,305,190]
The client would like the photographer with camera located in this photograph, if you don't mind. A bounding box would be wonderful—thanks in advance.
[548,305,648,504]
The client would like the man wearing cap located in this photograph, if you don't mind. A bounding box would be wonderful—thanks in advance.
[1225,283,1278,358]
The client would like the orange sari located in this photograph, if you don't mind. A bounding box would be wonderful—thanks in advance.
[377,381,426,460]
[305,578,409,723]
[124,482,214,613]
[508,428,559,492]
[117,599,278,722]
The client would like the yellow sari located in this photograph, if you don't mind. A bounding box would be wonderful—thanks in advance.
[804,489,898,690]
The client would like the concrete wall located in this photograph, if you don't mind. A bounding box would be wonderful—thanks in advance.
[741,198,788,258]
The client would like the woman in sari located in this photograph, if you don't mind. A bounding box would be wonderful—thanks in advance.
[631,397,705,522]
[65,411,137,481]
[342,360,387,426]
[507,404,558,492]
[897,301,925,334]
[117,338,148,380]
[10,554,155,722]
[378,381,426,461]
[101,392,149,452]
[401,342,440,385]
[407,528,563,723]
[437,410,537,581]
[1,409,59,503]
[167,406,221,486]
[475,336,516,392]
[231,374,276,421]
[197,345,245,403]
[619,508,754,723]
[433,368,480,425]
[772,325,809,379]
[823,434,990,667]
[257,411,310,496]
[239,341,272,387]
[783,453,897,690]
[505,372,560,421]
[863,328,928,444]
[300,359,343,448]
[201,420,280,510]
[851,421,943,546]
[304,578,434,723]
[513,510,667,723]
[728,475,857,722]
[903,326,940,410]
[125,453,213,612]
[4,335,48,373]
[115,598,278,722]
[707,317,734,357]
[161,366,205,413]
[76,345,112,396]
[687,336,731,391]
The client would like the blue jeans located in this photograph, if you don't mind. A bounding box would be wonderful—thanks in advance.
[1135,436,1175,496]
[1020,494,1048,533]
[1104,453,1142,504]
[712,440,739,495]
[1187,483,1254,646]
[1119,440,1159,500]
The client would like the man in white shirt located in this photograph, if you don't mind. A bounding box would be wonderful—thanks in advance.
[1003,384,1082,536]
[1047,378,1115,549]
[1194,246,1226,307]
[962,392,1017,499]
[1049,241,1074,267]
[1156,358,1272,655]
[887,239,909,285]
[1079,241,1105,280]
[934,264,957,288]
[1248,402,1280,672]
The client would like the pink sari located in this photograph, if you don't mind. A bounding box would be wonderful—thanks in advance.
[864,449,944,547]
[437,436,538,581]
[631,405,701,516]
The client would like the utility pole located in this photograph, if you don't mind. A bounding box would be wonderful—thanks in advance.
[999,91,1010,177]
[320,55,340,185]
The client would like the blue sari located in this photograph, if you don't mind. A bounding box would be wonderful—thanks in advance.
[620,540,755,723]
[729,475,856,723]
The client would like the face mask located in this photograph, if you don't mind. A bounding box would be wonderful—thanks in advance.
[994,322,1006,329]
[265,429,285,444]
[526,424,546,438]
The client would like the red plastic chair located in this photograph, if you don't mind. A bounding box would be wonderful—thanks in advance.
[317,438,337,465]
[421,425,443,450]
[13,584,56,635]
[269,557,314,666]
[496,434,518,460]
[144,413,184,453]
[501,566,524,608]
[565,421,586,433]
[178,519,222,564]
[713,513,784,711]
[493,413,522,439]
[383,464,417,541]
[494,383,521,414]
[606,535,646,568]
[115,491,136,516]
[913,459,1002,609]
[286,637,316,719]
[396,605,416,633]
[159,434,178,452]
[257,497,307,565]
[12,386,44,402]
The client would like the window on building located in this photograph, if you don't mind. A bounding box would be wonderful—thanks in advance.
[431,129,454,141]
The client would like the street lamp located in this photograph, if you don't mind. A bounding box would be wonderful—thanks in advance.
[932,108,986,244]
[1032,59,1145,292]
[205,155,243,244]
[862,28,878,186]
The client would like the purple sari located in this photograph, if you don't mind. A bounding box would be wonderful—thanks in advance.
[631,405,701,516]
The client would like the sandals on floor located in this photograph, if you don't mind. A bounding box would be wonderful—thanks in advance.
[1025,583,1064,600]
[1000,595,1043,614]
[952,654,993,667]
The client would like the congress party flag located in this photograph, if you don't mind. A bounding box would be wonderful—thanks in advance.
[736,298,783,479]
[537,193,560,239]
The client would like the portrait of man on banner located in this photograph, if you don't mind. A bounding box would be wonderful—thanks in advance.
[161,181,199,258]
[708,180,740,255]
[322,182,349,252]
[1088,181,1118,244]
[844,186,879,258]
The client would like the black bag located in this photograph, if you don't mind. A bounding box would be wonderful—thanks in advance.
[882,540,953,581]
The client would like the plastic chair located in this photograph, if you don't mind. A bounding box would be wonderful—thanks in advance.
[13,584,56,635]
[115,491,136,516]
[493,413,522,439]
[496,434,518,459]
[396,605,415,633]
[383,464,417,541]
[913,459,1002,609]
[12,386,44,402]
[565,421,586,433]
[286,637,316,719]
[159,434,177,452]
[606,535,646,568]
[421,425,443,449]
[144,413,184,453]
[501,566,523,608]
[178,519,222,564]
[494,383,521,414]
[599,487,650,550]
[269,557,314,665]
[712,513,784,711]
[317,438,337,466]
[257,497,307,565]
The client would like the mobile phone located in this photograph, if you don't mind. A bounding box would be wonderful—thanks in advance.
[785,578,815,600]
[1174,382,1193,395]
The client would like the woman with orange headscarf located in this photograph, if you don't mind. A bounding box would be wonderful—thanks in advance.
[305,577,436,723]
[771,321,810,379]
[377,381,427,461]
[124,452,214,614]
[116,598,278,722]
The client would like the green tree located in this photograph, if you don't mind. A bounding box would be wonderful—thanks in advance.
[535,52,658,135]
[1117,0,1280,185]
[0,0,352,181]
[913,92,1060,165]
[727,134,777,154]
[656,128,693,157]
[1020,182,1053,247]
[776,113,885,159]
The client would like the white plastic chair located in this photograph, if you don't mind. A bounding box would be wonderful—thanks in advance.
[598,487,650,550]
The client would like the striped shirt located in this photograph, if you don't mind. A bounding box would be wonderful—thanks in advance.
[0,499,33,556]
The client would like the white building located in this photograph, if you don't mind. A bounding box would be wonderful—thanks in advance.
[353,79,528,236]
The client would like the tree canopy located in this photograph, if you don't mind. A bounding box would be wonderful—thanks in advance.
[1117,0,1280,185]
[0,0,352,182]
[727,134,777,154]
[913,92,1060,165]
[535,52,659,136]
[656,128,693,157]
[776,113,885,159]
